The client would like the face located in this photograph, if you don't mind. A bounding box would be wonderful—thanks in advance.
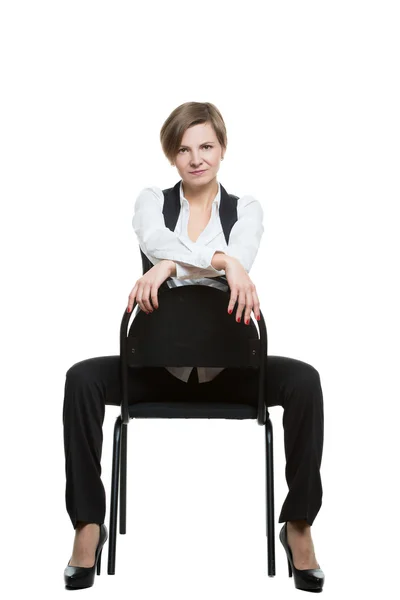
[172,122,224,186]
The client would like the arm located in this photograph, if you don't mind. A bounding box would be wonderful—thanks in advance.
[170,194,264,278]
[222,194,264,272]
[133,186,217,270]
[170,251,227,279]
[173,253,225,279]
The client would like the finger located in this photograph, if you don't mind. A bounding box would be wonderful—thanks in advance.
[227,286,238,315]
[235,289,246,323]
[151,284,159,310]
[252,288,261,321]
[136,285,147,313]
[141,282,153,313]
[127,284,138,312]
[244,288,253,324]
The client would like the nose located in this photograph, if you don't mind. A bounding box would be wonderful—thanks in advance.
[189,151,203,167]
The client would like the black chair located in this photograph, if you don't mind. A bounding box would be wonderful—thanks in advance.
[107,276,275,577]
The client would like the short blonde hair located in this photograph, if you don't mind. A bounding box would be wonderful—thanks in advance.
[160,102,227,164]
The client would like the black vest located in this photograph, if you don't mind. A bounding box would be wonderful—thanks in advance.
[140,180,239,279]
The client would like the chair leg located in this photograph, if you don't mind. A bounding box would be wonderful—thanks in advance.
[265,417,276,577]
[120,422,128,534]
[108,415,122,575]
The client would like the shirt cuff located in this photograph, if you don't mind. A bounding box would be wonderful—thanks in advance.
[175,262,198,279]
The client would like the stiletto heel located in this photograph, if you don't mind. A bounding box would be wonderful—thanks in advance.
[279,523,325,592]
[64,524,108,589]
[97,548,102,576]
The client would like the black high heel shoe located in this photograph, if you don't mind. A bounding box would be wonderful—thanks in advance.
[279,523,325,592]
[64,524,108,589]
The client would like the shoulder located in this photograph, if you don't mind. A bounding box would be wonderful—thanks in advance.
[236,193,264,219]
[134,186,164,209]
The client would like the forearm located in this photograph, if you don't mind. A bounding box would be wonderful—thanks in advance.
[211,251,237,271]
[161,259,177,277]
[162,253,236,281]
[170,262,177,276]
[211,250,231,271]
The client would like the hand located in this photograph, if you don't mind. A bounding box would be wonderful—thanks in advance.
[224,257,261,324]
[126,260,175,313]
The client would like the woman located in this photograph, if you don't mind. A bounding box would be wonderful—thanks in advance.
[63,102,325,592]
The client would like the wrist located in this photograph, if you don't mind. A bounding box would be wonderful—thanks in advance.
[211,251,229,270]
[166,260,176,276]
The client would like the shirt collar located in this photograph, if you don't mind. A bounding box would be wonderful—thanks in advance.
[180,180,221,209]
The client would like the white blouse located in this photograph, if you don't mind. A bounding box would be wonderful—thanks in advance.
[132,180,264,384]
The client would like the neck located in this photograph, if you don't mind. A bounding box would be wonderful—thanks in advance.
[182,178,219,211]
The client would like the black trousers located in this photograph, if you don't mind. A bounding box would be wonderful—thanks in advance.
[62,355,324,530]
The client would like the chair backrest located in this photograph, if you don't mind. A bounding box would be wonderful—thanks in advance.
[126,284,261,369]
[119,284,268,425]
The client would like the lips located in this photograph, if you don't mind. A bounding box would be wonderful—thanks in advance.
[190,170,206,174]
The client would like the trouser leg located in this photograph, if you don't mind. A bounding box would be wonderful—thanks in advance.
[265,356,324,526]
[62,356,122,530]
[62,357,186,530]
[216,356,324,526]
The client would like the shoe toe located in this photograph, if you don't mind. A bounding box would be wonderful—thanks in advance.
[64,564,95,588]
[296,567,325,590]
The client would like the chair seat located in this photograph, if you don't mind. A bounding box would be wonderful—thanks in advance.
[128,401,258,419]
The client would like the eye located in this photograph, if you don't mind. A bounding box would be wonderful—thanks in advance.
[178,144,213,153]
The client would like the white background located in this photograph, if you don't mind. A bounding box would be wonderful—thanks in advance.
[1,1,399,598]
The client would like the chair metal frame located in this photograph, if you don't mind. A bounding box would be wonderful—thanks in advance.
[107,277,275,577]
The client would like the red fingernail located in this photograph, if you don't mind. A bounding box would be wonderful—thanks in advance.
[228,309,232,314]
[256,315,260,321]
[127,307,131,313]
[237,317,241,323]
[245,319,249,325]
